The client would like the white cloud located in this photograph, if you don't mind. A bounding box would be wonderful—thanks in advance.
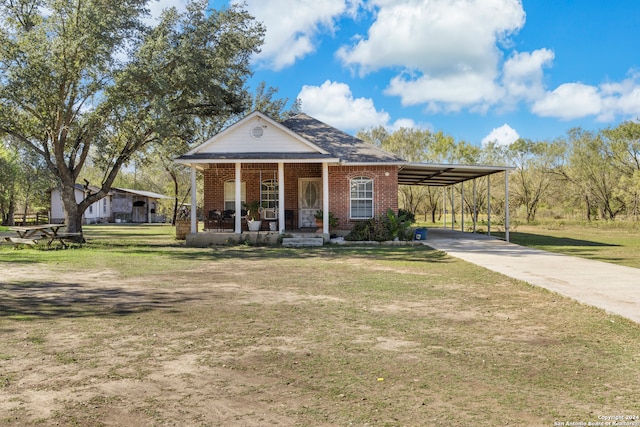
[532,83,602,120]
[297,80,390,131]
[389,118,417,131]
[599,72,640,120]
[385,71,503,113]
[482,124,519,146]
[337,0,525,110]
[236,0,358,70]
[502,49,554,103]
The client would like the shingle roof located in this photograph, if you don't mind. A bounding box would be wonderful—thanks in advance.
[281,114,405,164]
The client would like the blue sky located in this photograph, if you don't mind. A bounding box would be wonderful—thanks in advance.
[158,0,640,146]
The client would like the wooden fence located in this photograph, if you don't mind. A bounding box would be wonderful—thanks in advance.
[12,212,50,226]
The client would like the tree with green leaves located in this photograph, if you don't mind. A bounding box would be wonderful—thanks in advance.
[0,139,20,225]
[561,128,625,220]
[602,121,640,219]
[0,0,264,234]
[505,138,563,222]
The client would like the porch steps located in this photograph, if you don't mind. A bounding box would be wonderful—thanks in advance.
[281,237,324,247]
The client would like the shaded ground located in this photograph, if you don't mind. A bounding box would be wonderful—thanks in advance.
[1,245,640,426]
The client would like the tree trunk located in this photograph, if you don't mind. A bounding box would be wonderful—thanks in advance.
[7,198,16,226]
[60,185,83,234]
[584,195,591,221]
[168,168,179,225]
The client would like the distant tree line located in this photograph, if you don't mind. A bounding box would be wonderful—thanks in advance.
[357,120,640,224]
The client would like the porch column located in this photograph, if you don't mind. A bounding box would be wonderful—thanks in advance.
[505,170,510,242]
[322,162,329,235]
[190,166,197,234]
[235,162,242,234]
[278,162,285,233]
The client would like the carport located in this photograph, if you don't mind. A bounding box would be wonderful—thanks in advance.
[398,163,515,242]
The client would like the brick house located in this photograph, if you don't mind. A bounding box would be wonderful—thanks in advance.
[176,111,405,236]
[176,111,513,243]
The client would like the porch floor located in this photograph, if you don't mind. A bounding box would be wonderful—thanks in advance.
[186,229,329,247]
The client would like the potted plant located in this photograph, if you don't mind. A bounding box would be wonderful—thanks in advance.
[314,210,338,232]
[175,206,191,239]
[244,201,262,231]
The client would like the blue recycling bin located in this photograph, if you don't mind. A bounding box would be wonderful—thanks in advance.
[414,228,428,241]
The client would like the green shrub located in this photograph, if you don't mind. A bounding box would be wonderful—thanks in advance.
[345,209,412,242]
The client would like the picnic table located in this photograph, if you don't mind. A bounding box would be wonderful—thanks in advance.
[5,224,81,248]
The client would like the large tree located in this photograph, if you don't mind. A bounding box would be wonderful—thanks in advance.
[561,128,625,220]
[505,138,563,223]
[602,121,640,219]
[0,0,264,233]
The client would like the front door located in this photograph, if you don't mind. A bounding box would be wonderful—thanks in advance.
[298,178,322,228]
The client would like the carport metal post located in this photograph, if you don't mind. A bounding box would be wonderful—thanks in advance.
[442,187,446,228]
[505,170,510,242]
[450,185,454,230]
[487,174,491,236]
[461,181,464,232]
[473,179,477,233]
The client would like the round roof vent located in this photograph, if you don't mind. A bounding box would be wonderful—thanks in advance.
[251,125,264,139]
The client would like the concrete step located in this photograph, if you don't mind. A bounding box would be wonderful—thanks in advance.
[281,237,324,247]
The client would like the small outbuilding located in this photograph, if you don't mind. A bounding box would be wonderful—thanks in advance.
[50,185,170,224]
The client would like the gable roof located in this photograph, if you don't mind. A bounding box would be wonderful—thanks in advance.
[281,114,404,164]
[175,111,403,165]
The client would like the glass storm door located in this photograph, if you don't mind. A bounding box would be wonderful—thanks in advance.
[298,178,322,228]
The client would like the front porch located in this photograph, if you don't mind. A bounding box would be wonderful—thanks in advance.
[186,229,330,247]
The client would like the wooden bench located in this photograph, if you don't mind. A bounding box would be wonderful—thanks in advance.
[5,237,40,248]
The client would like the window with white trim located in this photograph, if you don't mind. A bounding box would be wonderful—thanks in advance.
[223,180,246,211]
[350,177,373,219]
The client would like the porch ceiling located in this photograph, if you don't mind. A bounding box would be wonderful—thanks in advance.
[398,163,514,187]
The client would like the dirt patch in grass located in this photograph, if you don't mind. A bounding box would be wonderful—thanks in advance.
[1,245,640,426]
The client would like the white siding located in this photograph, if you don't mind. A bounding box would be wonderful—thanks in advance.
[50,188,112,224]
[199,117,318,154]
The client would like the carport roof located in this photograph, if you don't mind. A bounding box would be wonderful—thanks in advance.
[398,163,514,187]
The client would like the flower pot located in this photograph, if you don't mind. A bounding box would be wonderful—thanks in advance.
[247,220,262,231]
[176,220,194,239]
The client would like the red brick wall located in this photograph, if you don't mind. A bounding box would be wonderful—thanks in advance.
[202,163,398,230]
[327,165,398,230]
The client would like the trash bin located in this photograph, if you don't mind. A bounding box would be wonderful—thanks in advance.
[414,228,428,241]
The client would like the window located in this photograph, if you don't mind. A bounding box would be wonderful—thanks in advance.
[261,179,278,219]
[103,198,107,214]
[350,177,373,219]
[223,180,246,211]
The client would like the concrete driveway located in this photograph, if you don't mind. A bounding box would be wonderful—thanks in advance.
[424,228,640,324]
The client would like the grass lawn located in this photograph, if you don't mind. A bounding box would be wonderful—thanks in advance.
[506,223,640,269]
[1,224,639,426]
